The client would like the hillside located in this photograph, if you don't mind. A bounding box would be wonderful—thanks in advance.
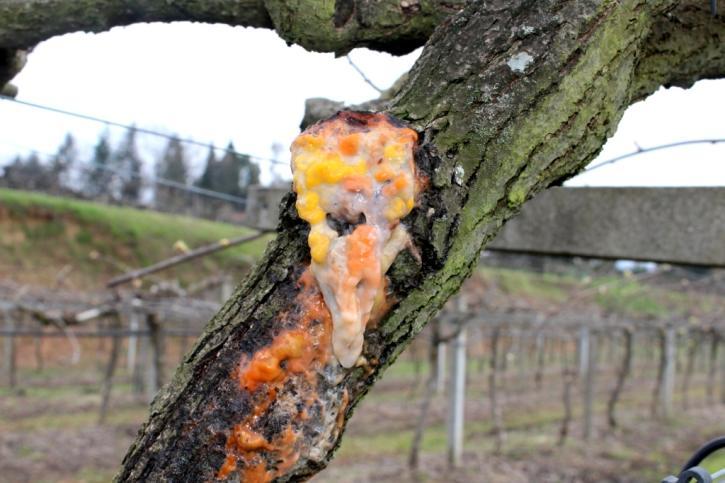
[0,188,271,289]
[473,265,722,321]
[0,188,719,320]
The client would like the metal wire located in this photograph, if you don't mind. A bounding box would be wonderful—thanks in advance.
[0,141,250,207]
[0,94,287,165]
[583,139,725,174]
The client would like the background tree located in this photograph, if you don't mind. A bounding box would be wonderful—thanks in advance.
[194,145,224,218]
[195,145,217,192]
[49,132,77,195]
[194,143,259,219]
[214,142,260,199]
[83,130,113,200]
[0,153,53,191]
[154,136,189,213]
[1,133,79,196]
[113,126,143,204]
[0,1,722,481]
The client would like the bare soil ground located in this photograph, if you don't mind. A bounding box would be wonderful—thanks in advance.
[1,350,724,483]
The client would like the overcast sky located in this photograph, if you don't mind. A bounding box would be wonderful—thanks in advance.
[0,22,723,186]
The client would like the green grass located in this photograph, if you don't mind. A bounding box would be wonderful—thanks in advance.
[52,468,119,483]
[702,451,725,476]
[479,266,718,319]
[0,404,148,432]
[481,267,573,302]
[0,188,272,286]
[337,402,565,459]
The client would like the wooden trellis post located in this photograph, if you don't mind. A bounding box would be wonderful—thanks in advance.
[99,314,123,424]
[436,341,447,394]
[145,313,164,403]
[2,307,17,388]
[708,330,720,404]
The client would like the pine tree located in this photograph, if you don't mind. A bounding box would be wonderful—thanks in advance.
[113,126,143,204]
[155,136,188,212]
[0,155,27,188]
[237,152,260,198]
[195,145,217,190]
[215,142,260,198]
[1,153,54,191]
[84,131,113,199]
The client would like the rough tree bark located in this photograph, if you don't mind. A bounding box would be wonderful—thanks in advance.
[1,1,724,481]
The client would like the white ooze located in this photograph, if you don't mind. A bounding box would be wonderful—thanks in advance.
[291,113,417,368]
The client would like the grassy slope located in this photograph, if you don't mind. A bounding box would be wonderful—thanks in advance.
[477,266,719,320]
[0,188,716,318]
[0,188,271,288]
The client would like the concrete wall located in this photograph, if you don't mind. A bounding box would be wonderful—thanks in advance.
[488,187,725,267]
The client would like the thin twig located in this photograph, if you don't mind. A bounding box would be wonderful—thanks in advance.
[0,94,286,165]
[106,231,271,288]
[346,55,383,93]
[53,265,74,289]
[583,138,725,174]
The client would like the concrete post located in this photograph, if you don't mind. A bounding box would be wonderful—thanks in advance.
[447,327,467,468]
[579,326,590,379]
[221,276,233,303]
[583,330,597,441]
[661,326,676,418]
[127,309,140,373]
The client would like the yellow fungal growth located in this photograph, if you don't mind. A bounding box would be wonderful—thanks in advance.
[291,111,418,368]
[308,231,330,263]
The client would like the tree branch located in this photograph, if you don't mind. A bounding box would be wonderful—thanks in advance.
[0,0,273,50]
[6,0,715,481]
[106,231,272,288]
[0,0,465,89]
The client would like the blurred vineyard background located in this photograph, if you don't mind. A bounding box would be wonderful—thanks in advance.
[1,188,724,483]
